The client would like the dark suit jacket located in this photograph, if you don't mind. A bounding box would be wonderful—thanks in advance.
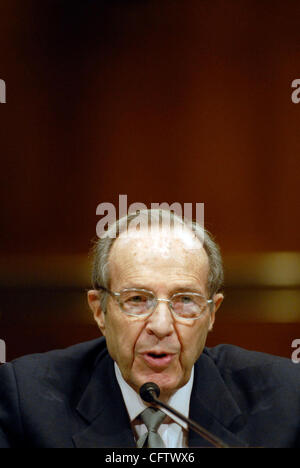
[0,337,299,448]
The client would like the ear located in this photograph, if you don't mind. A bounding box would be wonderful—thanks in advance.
[87,290,106,336]
[208,292,224,331]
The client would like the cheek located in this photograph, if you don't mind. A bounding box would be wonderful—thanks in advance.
[105,314,144,364]
[179,318,210,362]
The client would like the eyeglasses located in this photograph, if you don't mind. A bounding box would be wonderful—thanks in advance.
[97,286,213,321]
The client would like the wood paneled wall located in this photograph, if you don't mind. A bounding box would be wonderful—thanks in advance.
[1,0,299,360]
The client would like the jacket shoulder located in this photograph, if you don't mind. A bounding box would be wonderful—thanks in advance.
[203,344,300,392]
[204,343,298,369]
[0,338,109,447]
[0,337,108,391]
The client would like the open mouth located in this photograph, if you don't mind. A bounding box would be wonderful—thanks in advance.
[148,352,167,359]
[142,352,174,369]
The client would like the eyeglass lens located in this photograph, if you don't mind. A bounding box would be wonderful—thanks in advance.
[119,290,207,319]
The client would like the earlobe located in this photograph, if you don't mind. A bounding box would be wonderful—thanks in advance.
[208,312,215,331]
[87,290,106,335]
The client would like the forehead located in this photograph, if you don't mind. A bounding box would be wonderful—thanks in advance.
[108,226,209,288]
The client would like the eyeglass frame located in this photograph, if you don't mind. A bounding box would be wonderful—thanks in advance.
[96,285,214,321]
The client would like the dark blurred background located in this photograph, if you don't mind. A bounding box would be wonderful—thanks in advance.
[0,0,300,362]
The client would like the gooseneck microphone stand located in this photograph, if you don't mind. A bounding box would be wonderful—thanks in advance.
[139,382,229,448]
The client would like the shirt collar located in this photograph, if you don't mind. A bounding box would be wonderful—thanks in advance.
[114,362,194,428]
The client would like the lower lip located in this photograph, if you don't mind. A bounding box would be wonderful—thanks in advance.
[142,353,174,369]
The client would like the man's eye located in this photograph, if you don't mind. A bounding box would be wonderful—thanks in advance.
[126,295,147,303]
[130,295,143,302]
[180,295,193,304]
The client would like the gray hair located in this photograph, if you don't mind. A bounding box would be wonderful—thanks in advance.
[91,209,224,312]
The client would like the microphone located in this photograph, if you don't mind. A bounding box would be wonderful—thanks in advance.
[139,382,229,448]
[140,382,160,402]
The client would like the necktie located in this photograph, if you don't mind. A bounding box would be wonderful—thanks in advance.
[136,407,166,448]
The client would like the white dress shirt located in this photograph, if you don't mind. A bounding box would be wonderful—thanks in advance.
[114,362,194,448]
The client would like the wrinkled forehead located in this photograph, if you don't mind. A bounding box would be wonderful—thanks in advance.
[109,224,207,267]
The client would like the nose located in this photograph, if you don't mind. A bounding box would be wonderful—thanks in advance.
[145,299,175,338]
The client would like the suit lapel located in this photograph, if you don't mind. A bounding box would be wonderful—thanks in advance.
[72,353,135,448]
[188,352,248,448]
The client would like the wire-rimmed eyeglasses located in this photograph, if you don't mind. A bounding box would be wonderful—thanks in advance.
[96,286,213,321]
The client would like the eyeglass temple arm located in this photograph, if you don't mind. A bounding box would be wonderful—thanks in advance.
[96,284,114,293]
[95,285,121,300]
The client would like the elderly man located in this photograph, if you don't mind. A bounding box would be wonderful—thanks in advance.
[0,209,300,448]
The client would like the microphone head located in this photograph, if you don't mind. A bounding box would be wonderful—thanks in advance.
[139,382,160,403]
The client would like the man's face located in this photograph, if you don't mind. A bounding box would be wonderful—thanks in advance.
[88,226,223,402]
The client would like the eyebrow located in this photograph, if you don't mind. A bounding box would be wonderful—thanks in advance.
[169,286,206,295]
[120,284,206,296]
